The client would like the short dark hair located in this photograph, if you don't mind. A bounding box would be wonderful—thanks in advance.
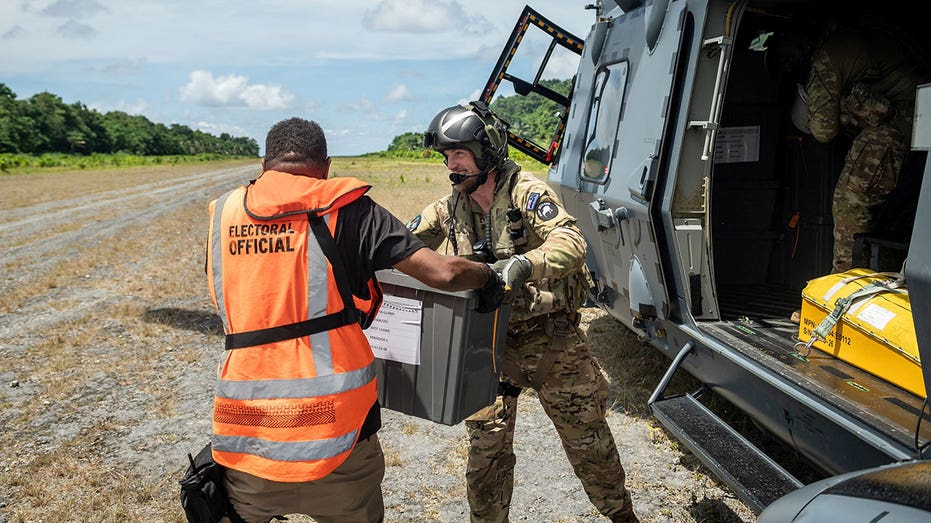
[264,118,327,166]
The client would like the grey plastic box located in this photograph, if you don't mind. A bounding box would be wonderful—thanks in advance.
[369,269,510,425]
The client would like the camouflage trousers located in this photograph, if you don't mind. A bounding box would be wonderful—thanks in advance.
[832,122,906,272]
[464,316,636,523]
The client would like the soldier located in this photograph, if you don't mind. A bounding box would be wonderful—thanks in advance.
[797,17,930,273]
[408,101,639,523]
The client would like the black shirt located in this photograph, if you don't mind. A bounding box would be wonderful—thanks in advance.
[335,195,426,294]
[334,195,426,440]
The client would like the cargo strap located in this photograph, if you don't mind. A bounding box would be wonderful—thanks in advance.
[796,279,907,355]
[500,312,577,389]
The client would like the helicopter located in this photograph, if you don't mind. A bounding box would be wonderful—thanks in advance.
[476,0,931,517]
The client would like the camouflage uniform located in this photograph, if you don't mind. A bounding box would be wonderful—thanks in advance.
[805,25,928,272]
[409,160,637,523]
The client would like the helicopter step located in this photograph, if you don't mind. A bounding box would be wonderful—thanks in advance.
[650,392,803,513]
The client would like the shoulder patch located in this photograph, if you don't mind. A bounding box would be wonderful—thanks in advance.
[536,201,558,221]
[526,192,541,211]
[406,215,421,231]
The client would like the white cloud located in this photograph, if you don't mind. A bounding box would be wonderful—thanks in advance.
[57,19,96,38]
[41,0,108,18]
[88,98,148,115]
[393,109,407,122]
[240,84,293,110]
[179,70,294,110]
[362,0,491,34]
[2,25,25,39]
[193,120,248,137]
[457,88,483,106]
[385,83,413,103]
[539,48,582,80]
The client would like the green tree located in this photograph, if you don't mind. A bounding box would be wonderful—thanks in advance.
[0,83,257,156]
[490,78,573,146]
[27,92,70,153]
[0,83,20,153]
[388,132,425,151]
[102,111,152,154]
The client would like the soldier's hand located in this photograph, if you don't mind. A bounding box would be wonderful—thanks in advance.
[474,264,505,313]
[492,255,531,301]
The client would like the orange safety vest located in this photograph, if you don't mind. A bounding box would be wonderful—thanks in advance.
[206,170,383,482]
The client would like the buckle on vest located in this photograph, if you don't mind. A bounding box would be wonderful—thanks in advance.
[545,313,572,338]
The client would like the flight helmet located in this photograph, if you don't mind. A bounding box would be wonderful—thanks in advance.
[423,100,509,175]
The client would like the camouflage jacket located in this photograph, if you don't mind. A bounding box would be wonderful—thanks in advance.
[806,25,930,142]
[409,160,591,323]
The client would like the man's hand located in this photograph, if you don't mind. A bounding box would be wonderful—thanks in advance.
[492,255,531,301]
[474,264,505,313]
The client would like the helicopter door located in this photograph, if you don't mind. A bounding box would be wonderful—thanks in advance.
[552,0,702,333]
[478,5,584,165]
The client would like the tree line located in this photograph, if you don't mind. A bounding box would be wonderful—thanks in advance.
[0,83,258,157]
[386,78,573,156]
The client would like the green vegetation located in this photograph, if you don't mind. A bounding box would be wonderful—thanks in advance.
[0,82,258,157]
[366,146,547,173]
[489,78,573,146]
[0,152,251,174]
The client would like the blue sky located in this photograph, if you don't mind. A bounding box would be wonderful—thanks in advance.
[1,1,597,156]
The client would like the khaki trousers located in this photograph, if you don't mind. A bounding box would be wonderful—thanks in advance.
[221,435,385,523]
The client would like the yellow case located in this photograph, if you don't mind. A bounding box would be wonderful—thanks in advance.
[798,268,923,398]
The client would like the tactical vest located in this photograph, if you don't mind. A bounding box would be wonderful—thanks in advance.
[443,162,590,322]
[206,171,382,482]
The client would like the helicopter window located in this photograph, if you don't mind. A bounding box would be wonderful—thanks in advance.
[580,61,628,183]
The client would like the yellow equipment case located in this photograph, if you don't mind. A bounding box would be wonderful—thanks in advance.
[798,268,924,398]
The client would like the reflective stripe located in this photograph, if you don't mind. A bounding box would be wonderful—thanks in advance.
[213,430,357,462]
[306,215,328,319]
[307,214,334,375]
[216,361,376,400]
[211,190,234,332]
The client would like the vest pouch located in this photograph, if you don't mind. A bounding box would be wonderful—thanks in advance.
[524,271,588,317]
[179,443,243,523]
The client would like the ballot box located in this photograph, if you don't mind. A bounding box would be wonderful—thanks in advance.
[368,269,510,425]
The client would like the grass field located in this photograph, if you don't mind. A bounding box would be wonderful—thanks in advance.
[0,157,758,522]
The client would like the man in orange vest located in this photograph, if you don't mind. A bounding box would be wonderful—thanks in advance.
[206,117,504,523]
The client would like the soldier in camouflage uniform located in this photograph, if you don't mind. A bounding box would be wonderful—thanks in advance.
[801,21,930,273]
[408,101,638,523]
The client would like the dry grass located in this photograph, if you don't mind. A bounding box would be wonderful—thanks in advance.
[3,440,181,523]
[329,156,548,220]
[583,310,699,418]
[0,158,472,522]
[0,161,249,522]
[0,160,254,210]
[0,157,754,522]
[331,157,455,220]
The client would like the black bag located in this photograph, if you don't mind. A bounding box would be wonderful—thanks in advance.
[179,442,244,523]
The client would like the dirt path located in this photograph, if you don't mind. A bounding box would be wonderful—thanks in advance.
[0,162,755,522]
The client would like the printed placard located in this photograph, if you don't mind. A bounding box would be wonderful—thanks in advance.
[856,303,896,331]
[713,126,760,164]
[366,294,423,365]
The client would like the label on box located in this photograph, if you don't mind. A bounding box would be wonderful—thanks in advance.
[366,294,423,365]
[856,303,896,331]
